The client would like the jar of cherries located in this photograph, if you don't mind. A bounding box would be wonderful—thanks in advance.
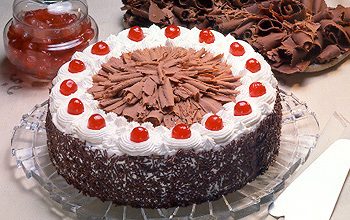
[3,0,98,81]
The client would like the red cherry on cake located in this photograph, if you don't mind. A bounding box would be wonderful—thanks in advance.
[230,42,245,56]
[67,98,84,115]
[130,126,149,143]
[245,58,261,73]
[199,29,215,44]
[60,79,78,96]
[88,114,106,130]
[205,115,224,131]
[172,123,191,139]
[128,26,144,42]
[68,59,86,73]
[249,82,266,97]
[234,101,252,116]
[165,25,181,39]
[91,41,110,55]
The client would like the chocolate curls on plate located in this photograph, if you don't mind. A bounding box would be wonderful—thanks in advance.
[122,0,350,74]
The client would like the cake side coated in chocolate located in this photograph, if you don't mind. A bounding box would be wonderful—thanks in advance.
[46,93,282,209]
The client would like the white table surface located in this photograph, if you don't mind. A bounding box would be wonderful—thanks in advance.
[0,0,349,219]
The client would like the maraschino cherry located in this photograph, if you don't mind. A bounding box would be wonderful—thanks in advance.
[67,98,84,115]
[128,26,144,42]
[249,82,266,97]
[172,123,191,139]
[60,79,77,96]
[230,42,245,56]
[245,58,261,73]
[165,25,181,39]
[88,114,106,130]
[130,126,149,143]
[91,41,110,55]
[199,29,215,44]
[68,59,86,73]
[234,101,252,116]
[205,115,224,131]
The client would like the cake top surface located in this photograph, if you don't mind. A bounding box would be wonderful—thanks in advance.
[89,46,240,128]
[49,25,278,157]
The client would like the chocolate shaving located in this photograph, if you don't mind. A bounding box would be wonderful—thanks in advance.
[122,0,350,74]
[90,46,239,128]
[316,44,341,64]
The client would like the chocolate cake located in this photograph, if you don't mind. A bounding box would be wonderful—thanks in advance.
[46,25,282,208]
[122,0,350,74]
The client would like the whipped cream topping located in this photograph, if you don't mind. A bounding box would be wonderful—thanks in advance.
[236,81,277,115]
[52,94,94,134]
[119,128,165,156]
[52,52,97,86]
[162,128,204,155]
[83,35,119,67]
[49,25,278,156]
[74,109,110,144]
[239,53,278,87]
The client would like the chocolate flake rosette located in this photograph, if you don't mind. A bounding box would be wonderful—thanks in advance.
[122,0,350,74]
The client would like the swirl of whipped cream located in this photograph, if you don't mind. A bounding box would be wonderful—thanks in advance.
[187,113,239,146]
[220,101,262,131]
[162,26,191,47]
[239,53,277,87]
[113,25,166,55]
[83,34,118,66]
[119,127,165,156]
[161,126,204,155]
[176,27,227,54]
[52,52,96,86]
[224,38,256,76]
[52,94,94,134]
[74,109,111,144]
[236,81,277,115]
[49,79,87,113]
[102,136,123,156]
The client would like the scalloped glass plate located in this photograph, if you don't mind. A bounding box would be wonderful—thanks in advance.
[11,90,319,220]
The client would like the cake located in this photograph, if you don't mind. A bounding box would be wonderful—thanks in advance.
[46,25,282,209]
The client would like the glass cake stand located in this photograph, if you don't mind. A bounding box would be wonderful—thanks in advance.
[11,90,319,220]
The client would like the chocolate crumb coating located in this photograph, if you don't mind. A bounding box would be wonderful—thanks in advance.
[88,47,240,128]
[122,0,350,74]
[46,93,282,209]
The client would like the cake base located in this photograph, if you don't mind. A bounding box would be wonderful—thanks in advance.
[46,94,282,209]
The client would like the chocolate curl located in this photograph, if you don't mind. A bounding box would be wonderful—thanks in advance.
[257,18,283,35]
[331,5,350,26]
[320,20,350,47]
[172,6,197,23]
[144,110,164,126]
[233,20,256,38]
[313,10,332,23]
[252,32,287,52]
[300,0,327,15]
[291,31,314,52]
[130,7,150,19]
[274,60,310,74]
[149,1,173,24]
[193,0,214,11]
[174,0,191,7]
[316,45,341,64]
[228,0,254,8]
[217,18,247,34]
[198,97,222,113]
[278,0,307,22]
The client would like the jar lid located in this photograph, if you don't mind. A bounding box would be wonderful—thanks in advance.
[13,0,89,29]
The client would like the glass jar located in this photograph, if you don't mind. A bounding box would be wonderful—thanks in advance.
[3,0,98,81]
